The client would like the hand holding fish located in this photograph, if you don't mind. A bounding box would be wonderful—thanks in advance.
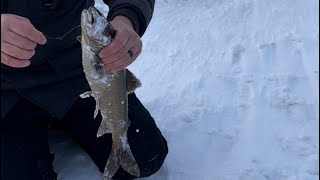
[98,15,142,73]
[1,14,47,68]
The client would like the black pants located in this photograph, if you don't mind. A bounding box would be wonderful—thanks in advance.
[1,93,168,180]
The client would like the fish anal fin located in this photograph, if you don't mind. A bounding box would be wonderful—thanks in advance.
[96,115,112,137]
[126,69,141,94]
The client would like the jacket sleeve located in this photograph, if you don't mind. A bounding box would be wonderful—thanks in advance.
[103,0,155,37]
[1,0,8,13]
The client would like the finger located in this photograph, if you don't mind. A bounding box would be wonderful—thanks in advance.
[110,48,142,73]
[100,36,139,65]
[103,51,131,72]
[112,46,142,68]
[111,61,132,73]
[100,41,132,65]
[1,41,35,60]
[8,18,46,45]
[99,31,130,58]
[108,53,131,72]
[133,48,142,60]
[1,52,30,68]
[4,30,37,51]
[107,48,134,68]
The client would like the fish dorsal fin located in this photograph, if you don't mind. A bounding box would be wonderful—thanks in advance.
[76,35,82,43]
[126,69,141,94]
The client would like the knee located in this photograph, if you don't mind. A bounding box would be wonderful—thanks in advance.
[139,137,169,177]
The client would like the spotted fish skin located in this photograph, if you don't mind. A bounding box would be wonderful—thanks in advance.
[79,6,141,179]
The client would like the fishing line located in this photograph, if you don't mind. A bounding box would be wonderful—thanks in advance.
[43,0,91,40]
[43,25,81,40]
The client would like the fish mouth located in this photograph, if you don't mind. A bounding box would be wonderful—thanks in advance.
[82,6,104,26]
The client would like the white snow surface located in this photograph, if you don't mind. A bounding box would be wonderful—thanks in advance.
[50,0,319,180]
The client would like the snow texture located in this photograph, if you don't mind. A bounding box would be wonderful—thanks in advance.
[120,133,130,151]
[50,0,319,180]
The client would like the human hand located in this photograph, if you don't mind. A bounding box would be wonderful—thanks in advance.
[98,16,142,73]
[1,14,47,68]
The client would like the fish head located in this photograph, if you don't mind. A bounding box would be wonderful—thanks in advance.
[81,6,116,53]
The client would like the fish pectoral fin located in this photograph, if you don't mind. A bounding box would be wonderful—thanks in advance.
[94,108,99,119]
[94,97,100,119]
[80,91,93,98]
[126,69,142,94]
[80,91,100,119]
[96,116,112,137]
[76,35,82,43]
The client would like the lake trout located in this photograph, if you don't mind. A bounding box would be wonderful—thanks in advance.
[79,6,141,179]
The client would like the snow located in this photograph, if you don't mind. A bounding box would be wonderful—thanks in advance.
[120,133,130,151]
[50,0,319,180]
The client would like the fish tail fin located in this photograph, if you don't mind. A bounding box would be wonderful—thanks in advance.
[103,134,140,179]
[120,142,140,177]
[103,143,121,179]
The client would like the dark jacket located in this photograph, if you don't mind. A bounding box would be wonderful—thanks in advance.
[1,0,155,119]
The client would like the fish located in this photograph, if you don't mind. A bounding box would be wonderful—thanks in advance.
[78,6,141,179]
